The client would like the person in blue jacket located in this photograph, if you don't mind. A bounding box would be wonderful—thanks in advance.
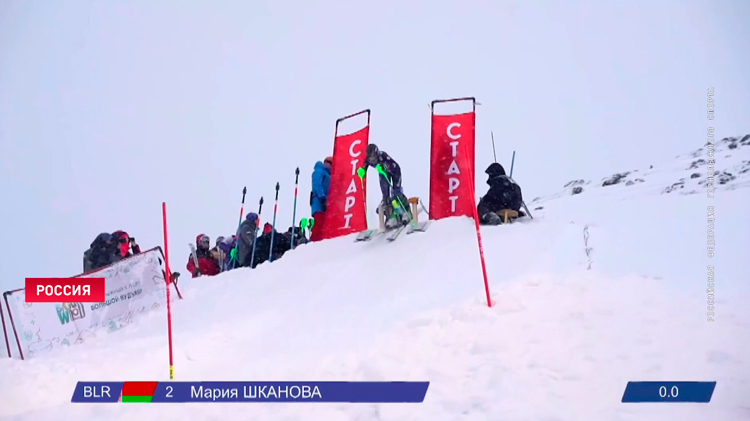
[310,156,332,241]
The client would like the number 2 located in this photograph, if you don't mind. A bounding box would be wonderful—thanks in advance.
[166,386,173,398]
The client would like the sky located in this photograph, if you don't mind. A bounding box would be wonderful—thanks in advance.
[0,0,748,292]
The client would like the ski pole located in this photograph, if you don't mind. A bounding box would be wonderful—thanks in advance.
[357,166,368,224]
[301,217,314,239]
[491,131,497,163]
[291,167,300,250]
[268,182,280,262]
[249,196,264,268]
[226,186,247,272]
[374,164,411,222]
[238,186,247,226]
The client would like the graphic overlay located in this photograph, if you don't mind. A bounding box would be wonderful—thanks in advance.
[621,381,716,403]
[70,382,123,403]
[122,381,159,402]
[71,381,430,403]
[25,278,105,303]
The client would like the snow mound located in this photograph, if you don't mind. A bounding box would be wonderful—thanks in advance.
[1,138,748,420]
[531,134,750,209]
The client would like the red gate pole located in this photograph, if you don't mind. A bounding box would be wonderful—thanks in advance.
[161,202,175,379]
[464,145,492,307]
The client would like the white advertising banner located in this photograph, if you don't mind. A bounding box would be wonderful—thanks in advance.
[4,247,174,359]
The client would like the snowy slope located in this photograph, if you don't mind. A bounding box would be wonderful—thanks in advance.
[0,137,748,421]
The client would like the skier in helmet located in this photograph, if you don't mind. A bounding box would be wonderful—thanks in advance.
[358,143,412,228]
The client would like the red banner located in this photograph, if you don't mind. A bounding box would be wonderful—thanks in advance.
[321,112,370,240]
[429,106,476,220]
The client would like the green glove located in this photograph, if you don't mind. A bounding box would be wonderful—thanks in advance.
[230,248,237,261]
[376,164,387,177]
[357,167,366,179]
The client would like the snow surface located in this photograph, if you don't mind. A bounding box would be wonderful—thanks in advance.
[0,138,748,420]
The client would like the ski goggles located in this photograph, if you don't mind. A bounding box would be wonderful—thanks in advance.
[199,235,210,244]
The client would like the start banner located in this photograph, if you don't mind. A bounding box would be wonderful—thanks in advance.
[321,110,370,240]
[429,98,477,220]
[3,247,173,359]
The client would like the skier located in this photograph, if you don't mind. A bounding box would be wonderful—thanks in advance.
[476,163,525,225]
[358,143,412,229]
[187,234,220,277]
[309,156,332,242]
[237,213,259,267]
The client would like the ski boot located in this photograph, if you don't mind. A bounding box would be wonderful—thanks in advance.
[390,198,413,227]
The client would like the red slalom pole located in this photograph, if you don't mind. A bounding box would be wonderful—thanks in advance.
[161,202,175,379]
[464,146,492,307]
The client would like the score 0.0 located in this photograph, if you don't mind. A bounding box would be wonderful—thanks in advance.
[621,381,716,403]
[658,385,678,399]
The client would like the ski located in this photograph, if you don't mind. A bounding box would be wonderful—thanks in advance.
[188,243,201,276]
[386,224,407,241]
[406,220,430,234]
[355,229,381,242]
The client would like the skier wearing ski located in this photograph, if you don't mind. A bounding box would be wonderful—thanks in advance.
[237,213,259,267]
[477,163,525,225]
[187,234,220,277]
[309,156,332,242]
[358,144,412,228]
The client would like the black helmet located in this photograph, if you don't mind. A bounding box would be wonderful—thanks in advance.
[485,162,506,176]
[366,143,379,165]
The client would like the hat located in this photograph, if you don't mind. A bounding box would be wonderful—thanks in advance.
[485,163,506,177]
[246,212,258,222]
[324,156,333,165]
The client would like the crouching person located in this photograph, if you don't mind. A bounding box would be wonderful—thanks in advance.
[477,163,525,225]
[187,234,220,277]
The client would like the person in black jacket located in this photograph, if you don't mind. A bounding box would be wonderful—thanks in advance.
[83,232,116,272]
[249,223,277,267]
[477,163,524,225]
[237,213,259,267]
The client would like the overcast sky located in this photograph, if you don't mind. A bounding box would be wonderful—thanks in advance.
[0,0,748,294]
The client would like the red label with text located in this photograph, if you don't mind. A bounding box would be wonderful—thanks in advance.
[25,278,106,303]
